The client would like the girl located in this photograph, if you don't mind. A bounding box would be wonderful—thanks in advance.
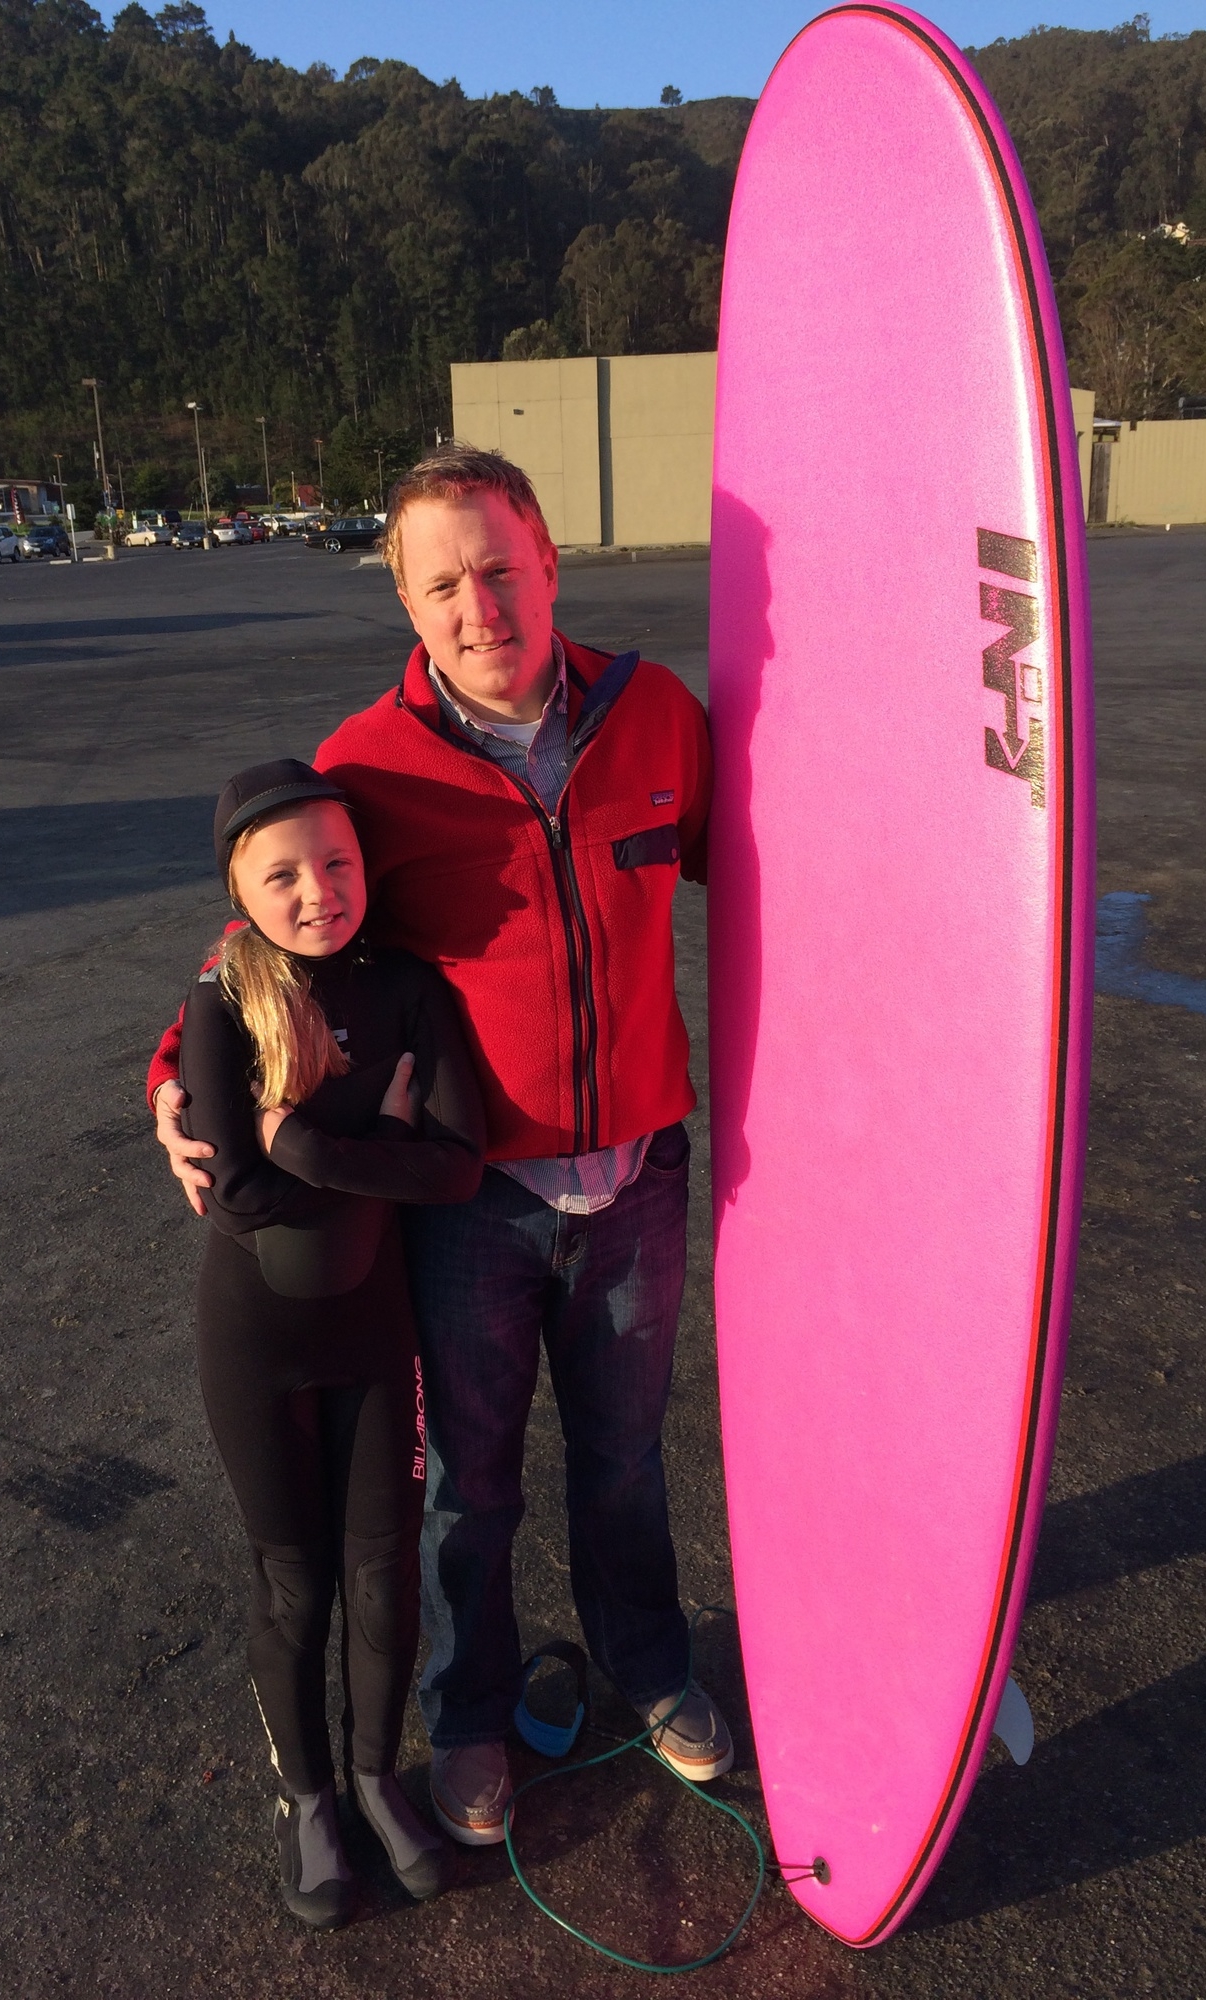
[179,758,485,1929]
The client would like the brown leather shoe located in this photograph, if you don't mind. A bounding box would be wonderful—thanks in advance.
[636,1681,735,1782]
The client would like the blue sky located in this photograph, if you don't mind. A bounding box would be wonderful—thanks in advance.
[110,2,1205,103]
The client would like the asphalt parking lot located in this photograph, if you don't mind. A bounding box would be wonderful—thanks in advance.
[0,532,1203,1998]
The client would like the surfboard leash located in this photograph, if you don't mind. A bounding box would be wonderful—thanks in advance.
[502,1605,771,1974]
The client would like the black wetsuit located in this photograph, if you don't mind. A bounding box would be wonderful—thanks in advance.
[180,941,485,1794]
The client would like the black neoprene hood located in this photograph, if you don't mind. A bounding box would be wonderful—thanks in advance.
[214,759,348,878]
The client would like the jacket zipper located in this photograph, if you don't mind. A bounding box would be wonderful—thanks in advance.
[550,790,600,1150]
[411,716,601,1154]
[512,777,597,1152]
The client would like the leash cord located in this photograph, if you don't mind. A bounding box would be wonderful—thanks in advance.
[502,1606,767,1974]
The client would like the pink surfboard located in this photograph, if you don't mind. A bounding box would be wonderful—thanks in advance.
[708,7,1094,1948]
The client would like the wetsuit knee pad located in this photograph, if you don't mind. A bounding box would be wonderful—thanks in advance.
[351,1546,416,1655]
[254,1548,335,1656]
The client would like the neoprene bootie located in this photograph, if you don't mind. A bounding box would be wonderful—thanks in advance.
[273,1783,357,1929]
[352,1770,453,1900]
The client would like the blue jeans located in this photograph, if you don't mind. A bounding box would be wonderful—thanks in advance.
[401,1123,692,1745]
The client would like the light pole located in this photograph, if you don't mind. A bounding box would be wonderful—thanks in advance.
[257,416,271,509]
[314,438,324,509]
[187,401,211,542]
[81,378,112,534]
[375,448,385,512]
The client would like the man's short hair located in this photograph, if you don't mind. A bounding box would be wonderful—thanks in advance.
[382,443,555,583]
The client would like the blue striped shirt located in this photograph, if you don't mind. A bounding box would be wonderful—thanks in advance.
[428,641,651,1214]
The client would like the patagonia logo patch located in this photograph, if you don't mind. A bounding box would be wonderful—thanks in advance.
[650,789,674,806]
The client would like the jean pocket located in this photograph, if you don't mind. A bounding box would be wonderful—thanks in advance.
[642,1121,691,1178]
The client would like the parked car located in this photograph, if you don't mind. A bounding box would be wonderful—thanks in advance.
[20,523,72,559]
[128,511,173,542]
[305,515,382,553]
[0,525,23,562]
[212,518,252,545]
[246,517,268,543]
[125,523,172,546]
[171,522,206,548]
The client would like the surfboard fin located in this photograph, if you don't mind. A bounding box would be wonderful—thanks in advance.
[992,1675,1034,1765]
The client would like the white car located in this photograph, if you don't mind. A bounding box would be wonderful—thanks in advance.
[125,524,171,546]
[212,520,251,545]
[0,526,22,562]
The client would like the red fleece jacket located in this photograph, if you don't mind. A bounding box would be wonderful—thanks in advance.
[148,633,711,1161]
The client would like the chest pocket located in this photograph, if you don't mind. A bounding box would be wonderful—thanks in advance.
[612,824,680,870]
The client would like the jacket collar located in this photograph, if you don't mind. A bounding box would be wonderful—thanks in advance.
[428,634,569,741]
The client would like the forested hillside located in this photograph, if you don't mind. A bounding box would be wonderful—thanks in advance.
[2,2,1206,511]
[973,17,1206,422]
[0,0,747,508]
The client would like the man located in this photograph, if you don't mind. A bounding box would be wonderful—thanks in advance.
[151,445,732,1846]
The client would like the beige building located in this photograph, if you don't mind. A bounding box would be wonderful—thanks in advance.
[1070,388,1094,519]
[451,360,1206,542]
[1091,412,1206,525]
[448,358,603,545]
[1038,386,1206,527]
[450,352,716,547]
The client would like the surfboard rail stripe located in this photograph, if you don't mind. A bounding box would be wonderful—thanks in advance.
[756,3,1080,1944]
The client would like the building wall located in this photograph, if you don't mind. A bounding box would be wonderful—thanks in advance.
[451,352,715,547]
[452,360,1206,541]
[1107,419,1206,525]
[448,357,602,545]
[1069,388,1095,520]
[602,353,716,546]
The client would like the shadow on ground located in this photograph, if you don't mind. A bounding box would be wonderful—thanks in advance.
[902,1455,1206,1932]
[2,1451,175,1533]
[1029,1454,1206,1601]
[0,610,317,648]
[0,796,215,914]
[915,1652,1206,1928]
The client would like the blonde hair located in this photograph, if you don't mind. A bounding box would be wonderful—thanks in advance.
[382,442,555,585]
[218,824,350,1111]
